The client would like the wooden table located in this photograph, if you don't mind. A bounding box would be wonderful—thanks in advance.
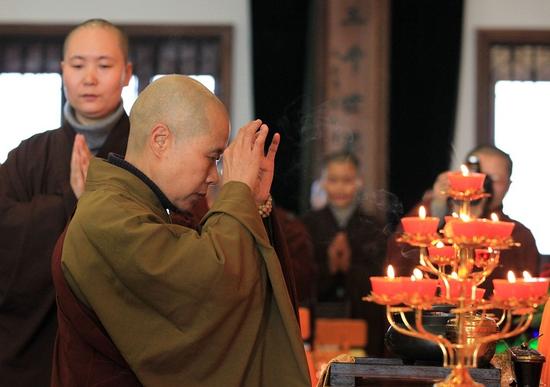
[327,357,501,386]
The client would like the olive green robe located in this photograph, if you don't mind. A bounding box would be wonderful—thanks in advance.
[61,158,310,387]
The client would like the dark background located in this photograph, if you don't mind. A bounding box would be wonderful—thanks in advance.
[251,0,464,224]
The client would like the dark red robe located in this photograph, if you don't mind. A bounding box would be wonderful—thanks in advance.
[51,227,141,387]
[0,116,129,387]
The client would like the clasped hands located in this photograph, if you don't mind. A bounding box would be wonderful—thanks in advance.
[328,231,351,274]
[70,134,92,199]
[69,119,279,206]
[221,119,279,205]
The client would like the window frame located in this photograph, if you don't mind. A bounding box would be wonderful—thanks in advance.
[0,23,232,108]
[476,29,550,145]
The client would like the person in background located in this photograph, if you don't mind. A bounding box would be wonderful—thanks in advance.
[387,145,540,295]
[273,206,317,304]
[0,19,132,386]
[51,75,310,386]
[302,151,387,356]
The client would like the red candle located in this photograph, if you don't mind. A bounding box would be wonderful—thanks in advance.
[370,265,409,297]
[451,216,515,240]
[406,269,439,297]
[443,277,477,299]
[526,279,550,298]
[476,288,486,300]
[401,206,439,235]
[492,271,530,300]
[449,218,489,238]
[486,213,515,238]
[447,166,486,192]
[443,215,459,238]
[428,243,455,260]
[408,277,439,297]
[523,271,550,298]
[370,277,408,297]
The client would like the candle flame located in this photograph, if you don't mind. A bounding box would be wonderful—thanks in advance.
[413,268,423,280]
[419,206,426,219]
[451,271,458,279]
[507,271,516,283]
[523,271,533,281]
[459,213,471,222]
[460,164,470,176]
[387,265,395,279]
[435,241,445,248]
[488,247,494,253]
[490,213,499,222]
[451,212,459,218]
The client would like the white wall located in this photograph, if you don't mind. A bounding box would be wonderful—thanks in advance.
[0,0,253,129]
[453,0,550,168]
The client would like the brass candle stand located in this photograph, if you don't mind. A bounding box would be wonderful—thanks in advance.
[365,189,548,386]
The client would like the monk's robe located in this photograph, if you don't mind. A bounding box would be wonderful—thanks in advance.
[0,114,129,387]
[56,157,310,387]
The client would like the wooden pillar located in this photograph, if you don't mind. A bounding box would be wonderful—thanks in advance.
[309,0,390,214]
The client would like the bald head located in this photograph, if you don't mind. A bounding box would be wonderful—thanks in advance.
[64,19,129,62]
[127,75,227,155]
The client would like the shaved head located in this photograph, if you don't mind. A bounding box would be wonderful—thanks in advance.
[125,74,230,211]
[127,75,227,155]
[64,19,129,62]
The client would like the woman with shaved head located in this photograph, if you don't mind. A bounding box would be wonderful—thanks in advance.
[0,19,132,386]
[51,75,311,387]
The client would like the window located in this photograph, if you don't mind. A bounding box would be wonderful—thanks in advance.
[494,81,550,254]
[0,73,62,162]
[477,30,550,254]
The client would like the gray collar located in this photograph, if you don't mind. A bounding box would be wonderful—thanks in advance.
[63,102,125,155]
[329,204,357,229]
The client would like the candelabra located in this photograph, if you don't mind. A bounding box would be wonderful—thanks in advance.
[366,170,548,387]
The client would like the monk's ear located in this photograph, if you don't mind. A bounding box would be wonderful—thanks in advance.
[149,123,172,157]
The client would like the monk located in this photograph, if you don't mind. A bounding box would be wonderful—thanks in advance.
[51,75,310,387]
[0,19,132,386]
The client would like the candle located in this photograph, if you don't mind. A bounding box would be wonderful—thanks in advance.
[523,271,550,298]
[492,271,531,300]
[449,218,489,238]
[401,206,439,235]
[443,276,477,299]
[485,213,515,238]
[476,288,486,300]
[428,242,455,264]
[443,215,459,238]
[370,265,408,297]
[447,165,486,193]
[407,268,438,297]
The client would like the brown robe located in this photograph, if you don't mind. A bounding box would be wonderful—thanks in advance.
[0,115,129,387]
[55,158,310,386]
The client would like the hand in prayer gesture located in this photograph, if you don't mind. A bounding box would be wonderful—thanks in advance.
[327,231,351,274]
[70,134,92,199]
[222,119,279,205]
